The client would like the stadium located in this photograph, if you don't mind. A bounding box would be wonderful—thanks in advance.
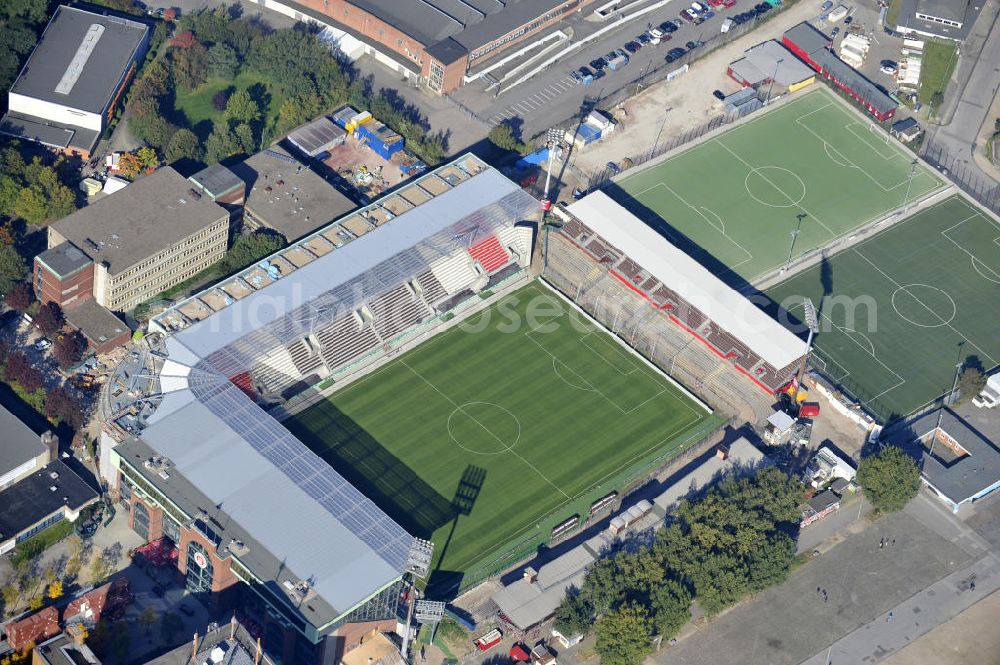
[101,152,811,663]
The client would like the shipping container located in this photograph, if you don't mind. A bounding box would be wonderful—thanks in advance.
[331,106,359,128]
[355,120,404,159]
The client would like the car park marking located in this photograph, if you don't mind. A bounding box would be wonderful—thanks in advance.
[487,76,581,125]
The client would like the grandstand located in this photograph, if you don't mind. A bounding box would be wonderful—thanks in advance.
[151,154,535,402]
[546,192,809,422]
[105,155,541,660]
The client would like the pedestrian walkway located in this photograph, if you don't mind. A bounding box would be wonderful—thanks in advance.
[798,549,1000,665]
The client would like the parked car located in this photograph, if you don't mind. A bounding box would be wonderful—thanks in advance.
[723,0,737,7]
[831,26,840,37]
[606,161,622,175]
[624,40,642,53]
[843,15,853,23]
[821,0,833,10]
[659,20,679,32]
[703,10,715,18]
[35,339,51,351]
[638,32,653,44]
[590,58,607,70]
[679,8,696,21]
[691,0,709,12]
[713,89,727,100]
[686,39,704,49]
[578,65,593,78]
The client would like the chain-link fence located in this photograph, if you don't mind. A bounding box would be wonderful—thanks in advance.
[921,139,1000,216]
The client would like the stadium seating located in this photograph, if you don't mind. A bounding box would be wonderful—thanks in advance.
[250,346,301,394]
[468,235,510,273]
[496,225,533,263]
[316,314,381,369]
[430,252,479,294]
[287,338,323,376]
[414,271,448,307]
[369,284,431,339]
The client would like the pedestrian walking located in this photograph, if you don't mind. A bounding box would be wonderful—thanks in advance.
[817,586,822,594]
[891,539,896,546]
[971,581,976,592]
[887,611,894,622]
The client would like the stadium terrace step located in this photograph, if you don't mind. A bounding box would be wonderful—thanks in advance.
[414,271,448,306]
[287,339,323,376]
[468,235,510,273]
[430,251,479,294]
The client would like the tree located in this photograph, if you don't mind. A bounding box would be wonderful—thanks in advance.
[27,595,42,610]
[170,30,198,49]
[46,581,63,600]
[46,384,85,429]
[212,89,230,111]
[595,603,653,665]
[0,245,26,296]
[580,556,625,615]
[225,88,261,125]
[165,128,203,163]
[207,43,239,79]
[171,41,209,91]
[488,124,528,153]
[956,366,987,405]
[53,331,86,367]
[649,578,691,639]
[553,592,593,638]
[4,281,32,312]
[857,445,921,513]
[204,122,243,164]
[222,230,287,273]
[34,301,64,335]
[234,123,256,155]
[162,7,177,21]
[1,584,19,613]
[13,186,47,224]
[89,556,110,585]
[138,606,157,634]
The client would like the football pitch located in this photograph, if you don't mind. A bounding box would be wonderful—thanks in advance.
[284,282,718,586]
[766,195,1000,420]
[615,88,944,282]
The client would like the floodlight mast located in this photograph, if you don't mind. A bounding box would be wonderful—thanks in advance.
[541,128,562,213]
[792,298,819,402]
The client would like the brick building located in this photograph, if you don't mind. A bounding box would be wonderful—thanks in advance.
[257,0,595,93]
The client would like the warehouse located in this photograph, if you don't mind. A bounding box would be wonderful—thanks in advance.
[286,115,347,158]
[244,0,594,93]
[728,40,816,92]
[0,5,150,159]
[782,23,898,120]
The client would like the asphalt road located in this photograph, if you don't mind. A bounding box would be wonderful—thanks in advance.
[921,0,1000,196]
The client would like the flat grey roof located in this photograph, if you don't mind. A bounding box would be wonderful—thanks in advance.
[0,405,48,479]
[51,166,228,276]
[896,0,979,40]
[173,166,526,359]
[35,241,92,279]
[915,0,967,22]
[0,112,101,153]
[64,299,129,346]
[809,48,897,115]
[893,408,1000,504]
[11,5,148,114]
[0,460,98,540]
[230,145,356,242]
[189,163,245,199]
[347,0,574,65]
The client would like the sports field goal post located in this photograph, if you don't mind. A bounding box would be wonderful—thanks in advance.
[870,122,890,145]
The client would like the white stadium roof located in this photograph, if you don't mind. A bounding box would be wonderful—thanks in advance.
[567,192,807,369]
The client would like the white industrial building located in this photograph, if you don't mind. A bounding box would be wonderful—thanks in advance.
[0,5,150,159]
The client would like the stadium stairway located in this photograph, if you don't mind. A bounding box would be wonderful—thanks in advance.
[430,252,479,294]
[316,314,381,370]
[369,285,430,339]
[287,338,323,376]
[414,271,448,308]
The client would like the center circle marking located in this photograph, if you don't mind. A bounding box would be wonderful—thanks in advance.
[745,166,807,208]
[447,401,521,455]
[891,284,957,328]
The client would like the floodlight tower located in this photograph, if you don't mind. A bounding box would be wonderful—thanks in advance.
[793,298,819,402]
[540,127,563,213]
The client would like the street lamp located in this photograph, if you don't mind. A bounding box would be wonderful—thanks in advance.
[782,213,807,273]
[792,298,819,401]
[766,57,784,104]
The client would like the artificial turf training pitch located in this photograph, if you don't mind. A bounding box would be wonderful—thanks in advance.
[284,282,718,583]
[766,195,1000,420]
[616,87,944,282]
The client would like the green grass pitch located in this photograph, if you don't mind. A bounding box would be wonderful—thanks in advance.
[284,282,717,583]
[615,87,944,282]
[765,195,1000,420]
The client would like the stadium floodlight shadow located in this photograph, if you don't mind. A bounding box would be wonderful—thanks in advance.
[600,182,756,295]
[426,464,487,600]
[282,402,457,540]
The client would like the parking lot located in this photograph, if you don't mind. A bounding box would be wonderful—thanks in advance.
[452,0,788,138]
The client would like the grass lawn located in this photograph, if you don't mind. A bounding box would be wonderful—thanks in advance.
[918,41,958,111]
[172,71,284,139]
[765,195,1000,420]
[284,282,718,589]
[886,0,902,27]
[613,88,944,283]
[10,518,75,568]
